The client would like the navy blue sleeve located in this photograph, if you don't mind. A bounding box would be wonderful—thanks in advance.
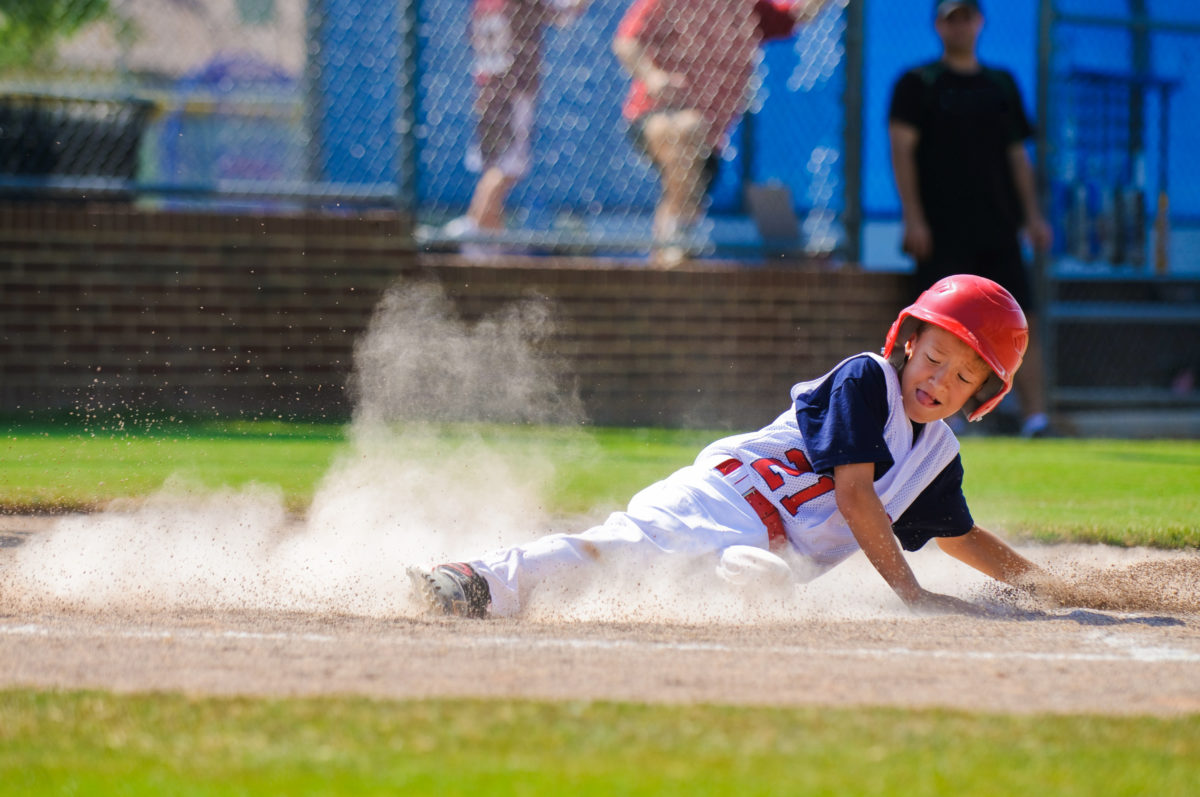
[891,455,975,551]
[794,355,894,476]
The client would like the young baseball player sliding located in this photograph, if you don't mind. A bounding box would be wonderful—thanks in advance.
[411,274,1064,618]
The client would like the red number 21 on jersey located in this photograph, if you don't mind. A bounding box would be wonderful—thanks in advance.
[750,449,835,515]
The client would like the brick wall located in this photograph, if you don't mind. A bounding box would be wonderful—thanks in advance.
[0,203,908,429]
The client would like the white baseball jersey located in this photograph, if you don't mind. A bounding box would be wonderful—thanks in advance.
[473,352,961,616]
[695,352,960,569]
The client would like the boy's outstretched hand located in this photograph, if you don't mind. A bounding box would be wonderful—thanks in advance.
[834,464,991,617]
[906,589,991,617]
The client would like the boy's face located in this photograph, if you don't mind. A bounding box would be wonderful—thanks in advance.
[900,326,992,424]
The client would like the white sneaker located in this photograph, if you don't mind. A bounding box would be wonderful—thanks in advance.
[440,215,478,239]
[651,215,709,268]
[440,216,504,260]
[651,244,688,269]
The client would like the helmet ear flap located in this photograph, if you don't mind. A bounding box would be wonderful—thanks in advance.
[962,372,1005,421]
[884,315,923,372]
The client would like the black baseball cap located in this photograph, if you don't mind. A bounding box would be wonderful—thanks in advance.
[934,0,982,18]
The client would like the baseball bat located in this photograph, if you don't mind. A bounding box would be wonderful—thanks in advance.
[1154,189,1169,275]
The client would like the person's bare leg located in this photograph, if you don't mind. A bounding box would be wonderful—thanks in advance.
[1015,314,1051,435]
[641,111,709,266]
[467,167,518,233]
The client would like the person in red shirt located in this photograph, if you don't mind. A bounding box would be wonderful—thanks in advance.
[613,0,830,266]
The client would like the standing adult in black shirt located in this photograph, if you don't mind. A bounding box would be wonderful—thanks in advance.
[888,0,1055,438]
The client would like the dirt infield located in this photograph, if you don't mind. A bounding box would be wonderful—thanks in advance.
[3,514,1199,716]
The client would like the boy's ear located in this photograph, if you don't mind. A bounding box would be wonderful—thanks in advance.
[903,334,918,359]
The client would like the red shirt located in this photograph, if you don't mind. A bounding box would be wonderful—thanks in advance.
[753,0,802,40]
[616,0,798,148]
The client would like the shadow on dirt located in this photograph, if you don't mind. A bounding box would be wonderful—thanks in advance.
[988,605,1185,627]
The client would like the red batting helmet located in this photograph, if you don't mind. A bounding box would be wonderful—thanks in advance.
[883,274,1028,421]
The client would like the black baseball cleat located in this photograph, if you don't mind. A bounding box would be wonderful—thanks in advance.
[408,562,491,619]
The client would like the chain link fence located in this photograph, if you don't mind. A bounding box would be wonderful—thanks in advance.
[0,0,851,257]
[413,0,850,261]
[1040,0,1200,411]
[1044,0,1200,275]
[1,2,1198,273]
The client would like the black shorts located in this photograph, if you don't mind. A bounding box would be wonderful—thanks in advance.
[627,112,722,196]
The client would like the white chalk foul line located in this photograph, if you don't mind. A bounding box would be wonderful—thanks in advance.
[2,622,1199,664]
[0,623,335,644]
[467,634,1200,664]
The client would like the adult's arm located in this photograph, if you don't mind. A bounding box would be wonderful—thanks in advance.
[612,0,683,102]
[888,120,933,261]
[1007,142,1052,253]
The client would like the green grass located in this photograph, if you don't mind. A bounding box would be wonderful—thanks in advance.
[1,419,347,514]
[1,692,1197,796]
[960,438,1200,548]
[2,419,1198,548]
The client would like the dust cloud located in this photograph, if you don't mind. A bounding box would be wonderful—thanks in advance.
[1029,544,1200,616]
[2,282,1197,624]
[510,539,1200,624]
[348,282,582,427]
[1,283,586,617]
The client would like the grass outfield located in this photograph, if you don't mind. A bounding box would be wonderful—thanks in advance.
[2,419,1198,547]
[2,692,1198,796]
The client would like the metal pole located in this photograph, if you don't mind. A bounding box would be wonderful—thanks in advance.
[303,0,325,185]
[398,0,421,215]
[840,0,864,264]
[1154,86,1171,274]
[1128,0,1149,270]
[1035,0,1057,411]
[1055,12,1200,36]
